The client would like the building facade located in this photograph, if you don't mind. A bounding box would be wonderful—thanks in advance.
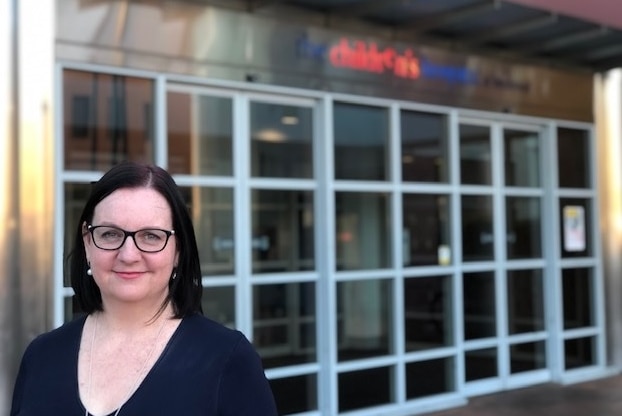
[3,1,622,415]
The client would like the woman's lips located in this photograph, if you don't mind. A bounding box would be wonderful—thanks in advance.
[115,271,144,279]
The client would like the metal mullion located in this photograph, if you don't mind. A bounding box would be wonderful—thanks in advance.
[390,102,406,405]
[234,92,252,338]
[316,95,338,416]
[154,74,167,167]
[542,120,564,380]
[492,122,510,382]
[587,125,607,368]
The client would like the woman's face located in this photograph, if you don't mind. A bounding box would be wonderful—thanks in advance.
[83,187,179,308]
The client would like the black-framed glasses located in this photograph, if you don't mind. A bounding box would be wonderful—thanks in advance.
[87,225,175,253]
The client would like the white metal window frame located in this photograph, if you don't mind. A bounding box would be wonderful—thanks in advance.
[54,61,607,416]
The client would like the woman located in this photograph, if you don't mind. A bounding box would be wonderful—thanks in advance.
[11,161,278,415]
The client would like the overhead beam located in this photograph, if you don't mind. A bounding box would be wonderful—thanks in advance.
[331,0,406,16]
[407,0,501,35]
[247,0,287,11]
[583,43,622,60]
[519,26,610,54]
[463,13,557,45]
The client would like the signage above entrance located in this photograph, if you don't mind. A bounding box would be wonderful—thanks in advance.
[298,35,530,93]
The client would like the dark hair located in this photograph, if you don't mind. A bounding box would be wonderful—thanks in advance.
[69,161,202,318]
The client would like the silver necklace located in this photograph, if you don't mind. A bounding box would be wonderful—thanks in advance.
[84,313,167,416]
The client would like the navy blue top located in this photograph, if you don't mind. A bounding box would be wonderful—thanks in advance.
[10,314,278,415]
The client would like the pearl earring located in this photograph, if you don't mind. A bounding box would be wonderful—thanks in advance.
[172,271,177,280]
[87,268,92,276]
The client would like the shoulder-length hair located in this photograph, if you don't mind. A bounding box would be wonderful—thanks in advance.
[69,161,202,318]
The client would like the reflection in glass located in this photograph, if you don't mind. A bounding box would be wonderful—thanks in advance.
[338,366,392,412]
[64,296,80,321]
[557,128,590,189]
[404,276,453,351]
[465,348,497,381]
[167,92,233,176]
[402,194,450,266]
[64,183,91,286]
[202,286,235,328]
[559,198,591,257]
[506,197,542,259]
[562,268,593,329]
[337,279,392,361]
[406,357,455,398]
[461,195,494,261]
[336,192,390,270]
[505,129,540,187]
[179,186,234,276]
[460,124,491,184]
[254,282,316,368]
[251,102,313,178]
[270,374,318,414]
[463,272,496,340]
[565,337,595,370]
[401,110,449,182]
[63,69,154,170]
[334,102,389,181]
[507,269,544,334]
[252,190,315,273]
[510,341,546,374]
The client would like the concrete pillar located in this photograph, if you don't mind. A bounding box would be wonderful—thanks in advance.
[0,0,55,413]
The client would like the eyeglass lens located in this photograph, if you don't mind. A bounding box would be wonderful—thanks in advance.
[90,226,172,252]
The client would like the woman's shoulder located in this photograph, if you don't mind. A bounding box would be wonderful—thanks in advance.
[28,315,86,348]
[181,314,241,338]
[20,315,86,362]
[178,314,250,351]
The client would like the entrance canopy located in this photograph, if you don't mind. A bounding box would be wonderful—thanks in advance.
[243,0,622,72]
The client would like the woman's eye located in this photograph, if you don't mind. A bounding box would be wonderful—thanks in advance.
[141,231,163,241]
[101,230,122,239]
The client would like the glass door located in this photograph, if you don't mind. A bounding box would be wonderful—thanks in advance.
[246,94,320,415]
[459,119,550,395]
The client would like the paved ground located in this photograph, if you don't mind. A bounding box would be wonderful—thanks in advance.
[427,373,622,416]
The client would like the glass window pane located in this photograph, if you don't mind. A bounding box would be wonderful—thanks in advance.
[337,279,392,361]
[338,366,393,412]
[202,286,235,328]
[336,192,391,270]
[334,102,389,181]
[63,69,154,170]
[558,128,590,188]
[507,269,545,334]
[401,110,449,182]
[560,198,592,257]
[510,341,546,374]
[270,374,318,415]
[64,296,80,321]
[179,186,234,276]
[403,194,451,266]
[465,348,498,381]
[252,190,315,273]
[64,183,91,286]
[404,276,453,351]
[167,92,233,176]
[251,102,313,178]
[254,282,316,368]
[460,124,491,185]
[463,271,496,340]
[506,196,542,259]
[406,357,456,399]
[565,337,596,370]
[505,129,540,187]
[563,268,594,329]
[462,195,494,261]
